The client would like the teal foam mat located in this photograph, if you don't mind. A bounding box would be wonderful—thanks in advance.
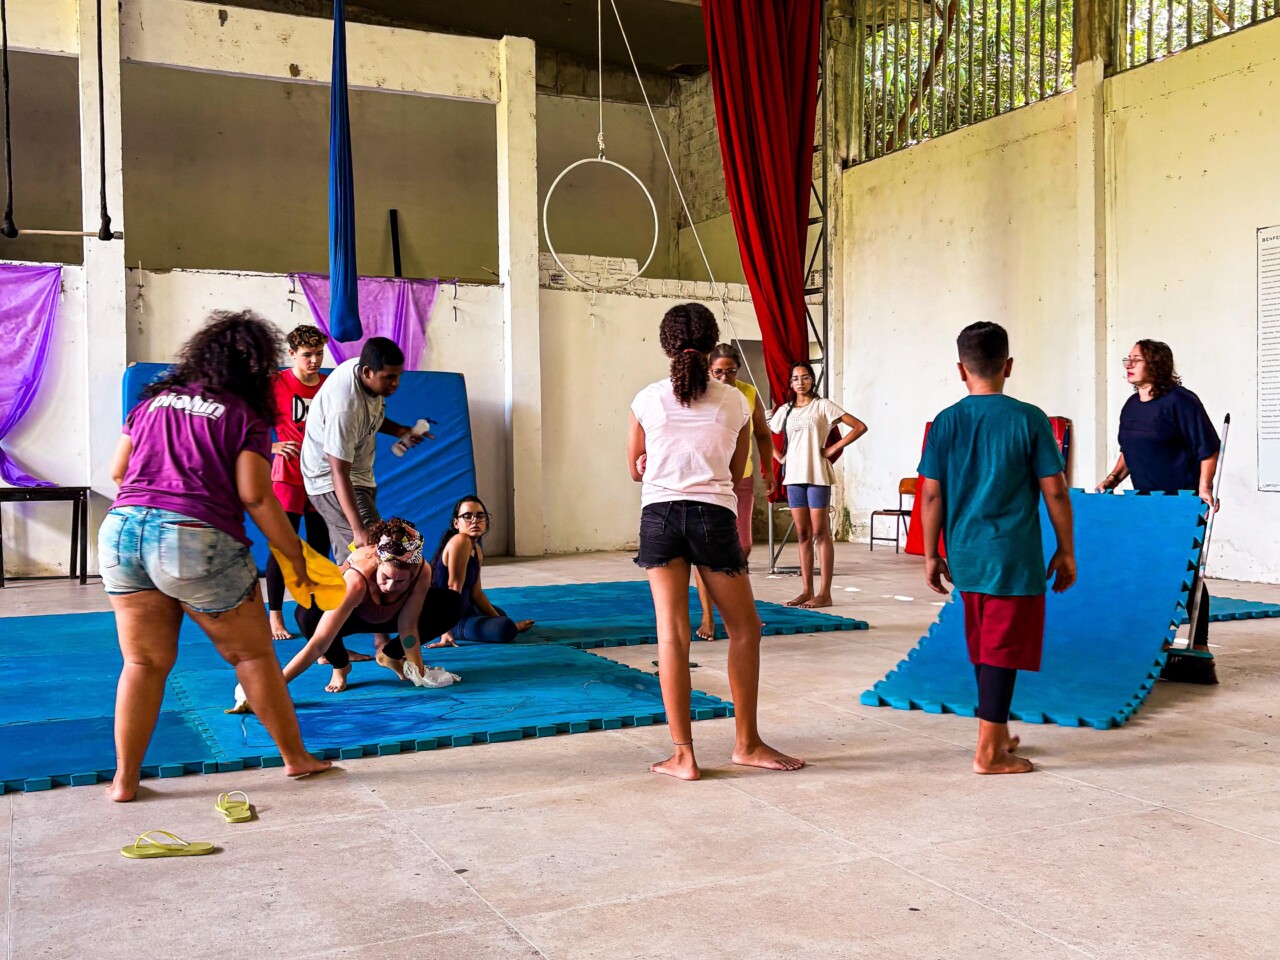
[0,617,729,794]
[1182,596,1280,623]
[860,491,1207,729]
[490,580,868,648]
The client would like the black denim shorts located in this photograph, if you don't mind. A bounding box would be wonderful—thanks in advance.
[634,500,748,575]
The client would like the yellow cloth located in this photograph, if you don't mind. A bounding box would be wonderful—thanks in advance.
[734,380,758,478]
[268,539,348,610]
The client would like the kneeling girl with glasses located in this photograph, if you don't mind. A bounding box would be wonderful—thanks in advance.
[425,496,535,647]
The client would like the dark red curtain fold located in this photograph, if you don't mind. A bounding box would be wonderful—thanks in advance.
[703,0,821,407]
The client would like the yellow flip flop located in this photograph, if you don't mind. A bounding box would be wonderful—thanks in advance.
[215,791,253,823]
[269,540,348,610]
[120,830,215,860]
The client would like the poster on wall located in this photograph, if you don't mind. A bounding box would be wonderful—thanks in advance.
[1260,226,1280,491]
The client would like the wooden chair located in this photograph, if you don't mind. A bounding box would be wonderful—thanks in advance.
[869,478,916,553]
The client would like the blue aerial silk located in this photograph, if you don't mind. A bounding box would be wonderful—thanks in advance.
[327,0,362,342]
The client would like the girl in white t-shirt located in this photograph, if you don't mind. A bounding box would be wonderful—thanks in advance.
[769,361,868,609]
[628,303,804,781]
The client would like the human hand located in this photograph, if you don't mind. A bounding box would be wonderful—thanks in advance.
[397,424,434,447]
[287,549,316,593]
[1047,550,1076,592]
[636,454,647,476]
[273,440,300,460]
[764,475,777,497]
[1199,486,1219,513]
[352,526,371,550]
[924,556,951,595]
[1095,478,1111,493]
[425,633,458,649]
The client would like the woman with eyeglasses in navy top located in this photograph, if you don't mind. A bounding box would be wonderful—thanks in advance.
[425,496,535,647]
[1098,339,1220,649]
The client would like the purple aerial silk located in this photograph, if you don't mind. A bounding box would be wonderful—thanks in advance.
[293,273,437,371]
[0,264,62,486]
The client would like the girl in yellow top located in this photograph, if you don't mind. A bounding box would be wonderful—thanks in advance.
[693,343,777,642]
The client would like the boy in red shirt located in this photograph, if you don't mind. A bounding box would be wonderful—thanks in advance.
[265,325,340,642]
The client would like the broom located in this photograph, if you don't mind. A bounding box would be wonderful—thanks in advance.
[1160,414,1229,685]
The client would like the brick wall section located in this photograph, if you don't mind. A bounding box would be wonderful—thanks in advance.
[673,72,730,227]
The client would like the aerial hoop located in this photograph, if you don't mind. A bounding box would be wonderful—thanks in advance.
[542,156,658,292]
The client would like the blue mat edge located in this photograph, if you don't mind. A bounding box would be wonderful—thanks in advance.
[858,490,1204,731]
[0,664,734,795]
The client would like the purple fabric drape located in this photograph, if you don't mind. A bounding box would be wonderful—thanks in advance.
[293,273,437,370]
[0,264,62,487]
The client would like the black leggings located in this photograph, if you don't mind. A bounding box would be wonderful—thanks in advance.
[265,511,332,611]
[974,663,1019,724]
[294,587,464,669]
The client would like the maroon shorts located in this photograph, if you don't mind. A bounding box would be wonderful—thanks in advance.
[960,592,1046,672]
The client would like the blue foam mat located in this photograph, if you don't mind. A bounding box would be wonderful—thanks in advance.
[123,363,478,570]
[1182,596,1280,624]
[0,618,730,793]
[492,580,868,648]
[861,490,1206,729]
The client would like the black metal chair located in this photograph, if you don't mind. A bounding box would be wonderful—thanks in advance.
[869,477,915,553]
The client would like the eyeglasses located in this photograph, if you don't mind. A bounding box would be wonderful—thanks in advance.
[1121,357,1145,367]
[791,375,814,383]
[457,512,490,523]
[710,367,739,378]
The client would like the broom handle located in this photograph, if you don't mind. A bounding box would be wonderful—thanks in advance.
[1198,414,1230,575]
[1185,414,1229,643]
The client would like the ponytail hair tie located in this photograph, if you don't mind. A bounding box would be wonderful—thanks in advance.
[682,348,701,354]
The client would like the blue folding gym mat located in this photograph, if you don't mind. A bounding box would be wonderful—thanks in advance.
[122,363,477,569]
[860,490,1206,729]
[494,580,868,648]
[0,618,730,793]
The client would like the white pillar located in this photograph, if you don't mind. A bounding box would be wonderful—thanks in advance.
[1074,57,1108,485]
[496,36,544,556]
[78,0,127,551]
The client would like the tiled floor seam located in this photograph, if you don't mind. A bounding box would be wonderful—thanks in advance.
[716,778,1102,959]
[283,920,514,960]
[348,776,554,960]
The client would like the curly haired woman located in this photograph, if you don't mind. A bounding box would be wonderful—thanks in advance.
[101,311,331,801]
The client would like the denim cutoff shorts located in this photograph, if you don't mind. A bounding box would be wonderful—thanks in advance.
[634,500,748,575]
[98,506,258,614]
[785,483,832,509]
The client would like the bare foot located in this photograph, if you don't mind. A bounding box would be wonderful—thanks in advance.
[799,594,833,609]
[650,753,701,781]
[1005,735,1021,753]
[268,611,292,641]
[285,757,334,778]
[786,592,814,607]
[347,650,374,662]
[516,620,536,633]
[695,621,717,642]
[105,775,137,803]
[325,664,352,693]
[974,751,1034,775]
[376,651,407,681]
[732,742,806,771]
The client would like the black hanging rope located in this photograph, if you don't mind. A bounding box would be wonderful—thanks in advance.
[95,0,112,241]
[1,0,18,239]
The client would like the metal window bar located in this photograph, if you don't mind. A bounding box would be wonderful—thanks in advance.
[858,0,1076,161]
[1114,0,1277,72]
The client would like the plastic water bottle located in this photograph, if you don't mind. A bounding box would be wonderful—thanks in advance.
[391,419,431,457]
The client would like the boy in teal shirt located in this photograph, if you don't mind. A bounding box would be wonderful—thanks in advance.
[918,322,1076,774]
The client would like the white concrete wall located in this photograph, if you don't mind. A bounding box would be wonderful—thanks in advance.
[539,288,761,553]
[127,269,512,555]
[840,93,1083,538]
[2,263,88,576]
[1107,20,1280,582]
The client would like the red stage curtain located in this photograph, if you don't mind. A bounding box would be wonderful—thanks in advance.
[703,0,821,408]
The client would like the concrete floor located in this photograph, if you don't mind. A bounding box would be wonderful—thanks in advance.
[2,544,1279,959]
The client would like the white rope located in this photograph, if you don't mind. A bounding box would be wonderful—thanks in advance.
[605,0,764,396]
[597,0,605,157]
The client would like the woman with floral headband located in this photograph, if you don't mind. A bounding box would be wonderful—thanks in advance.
[275,517,464,694]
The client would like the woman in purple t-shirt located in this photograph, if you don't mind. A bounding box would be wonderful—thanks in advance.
[100,311,331,801]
